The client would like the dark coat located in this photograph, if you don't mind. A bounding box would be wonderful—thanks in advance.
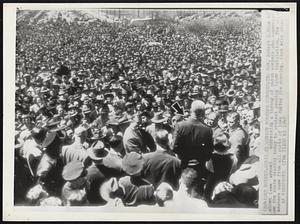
[123,126,156,154]
[86,164,106,205]
[142,150,181,190]
[172,118,213,168]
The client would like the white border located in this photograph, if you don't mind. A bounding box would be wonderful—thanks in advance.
[3,3,297,221]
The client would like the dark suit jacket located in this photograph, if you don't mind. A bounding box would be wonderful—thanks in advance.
[142,150,181,190]
[172,117,213,168]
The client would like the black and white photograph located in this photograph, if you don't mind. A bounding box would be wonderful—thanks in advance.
[13,7,261,209]
[3,3,297,221]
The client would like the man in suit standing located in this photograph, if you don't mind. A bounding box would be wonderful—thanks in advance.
[123,113,156,154]
[172,100,214,180]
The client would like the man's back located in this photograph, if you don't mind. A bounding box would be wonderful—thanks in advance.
[61,143,91,166]
[172,118,213,167]
[142,150,181,190]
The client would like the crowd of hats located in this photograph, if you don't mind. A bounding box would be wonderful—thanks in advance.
[15,18,260,132]
[14,15,261,207]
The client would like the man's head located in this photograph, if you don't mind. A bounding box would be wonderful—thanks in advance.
[154,130,169,149]
[22,114,33,128]
[246,109,255,124]
[74,126,88,142]
[252,123,260,139]
[130,113,142,130]
[109,135,124,154]
[179,167,200,198]
[213,132,231,153]
[154,182,174,207]
[227,112,240,130]
[171,114,184,128]
[205,111,218,127]
[31,126,47,145]
[190,100,205,120]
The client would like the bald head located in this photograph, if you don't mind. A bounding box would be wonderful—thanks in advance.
[190,100,205,119]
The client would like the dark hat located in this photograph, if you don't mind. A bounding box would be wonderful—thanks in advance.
[140,111,151,118]
[104,93,114,99]
[47,99,57,109]
[87,141,109,161]
[46,119,61,130]
[122,152,144,176]
[151,111,168,123]
[62,161,85,181]
[41,131,57,148]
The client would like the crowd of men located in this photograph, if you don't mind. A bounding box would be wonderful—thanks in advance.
[14,14,261,209]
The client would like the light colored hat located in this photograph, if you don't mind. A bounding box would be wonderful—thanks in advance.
[74,126,87,137]
[151,112,168,123]
[87,140,109,161]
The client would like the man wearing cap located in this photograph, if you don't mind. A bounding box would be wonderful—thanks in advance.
[116,152,157,206]
[87,140,124,179]
[145,111,170,140]
[123,113,156,154]
[172,100,214,177]
[61,161,89,206]
[36,131,65,196]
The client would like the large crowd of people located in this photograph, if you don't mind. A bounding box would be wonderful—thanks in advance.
[14,14,261,209]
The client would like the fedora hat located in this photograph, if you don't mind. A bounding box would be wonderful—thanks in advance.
[122,152,144,176]
[87,141,109,161]
[41,131,58,148]
[151,112,168,123]
[46,119,61,130]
